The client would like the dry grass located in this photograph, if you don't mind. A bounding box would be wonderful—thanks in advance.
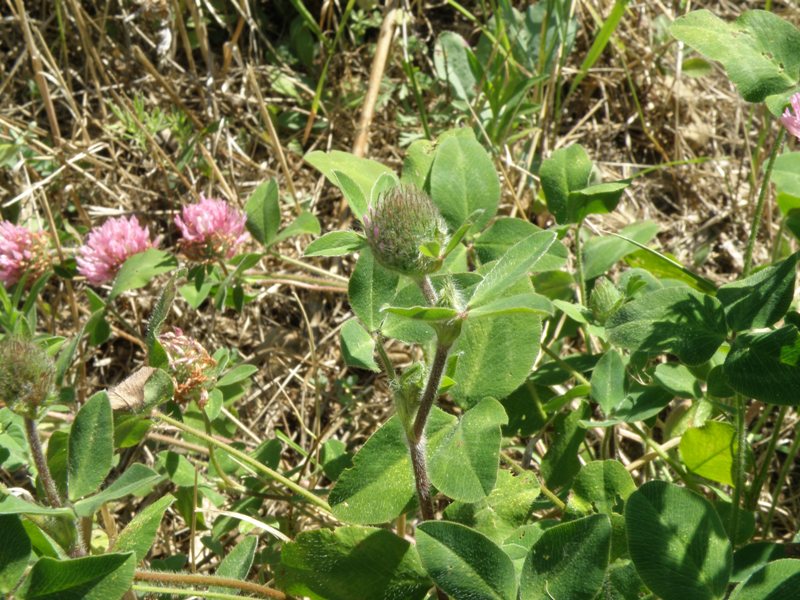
[3,0,800,582]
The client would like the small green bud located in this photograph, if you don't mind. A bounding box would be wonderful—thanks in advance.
[433,276,465,347]
[0,337,55,416]
[362,184,449,277]
[589,277,623,324]
[392,363,426,435]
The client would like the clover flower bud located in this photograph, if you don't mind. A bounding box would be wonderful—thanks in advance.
[781,93,800,141]
[392,363,426,435]
[589,277,623,325]
[362,185,448,277]
[175,196,249,262]
[0,338,55,416]
[77,216,157,286]
[0,222,50,288]
[158,328,217,407]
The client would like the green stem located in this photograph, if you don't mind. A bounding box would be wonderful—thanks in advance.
[134,569,285,598]
[628,422,694,486]
[24,416,62,509]
[574,222,587,305]
[202,413,239,490]
[765,421,800,536]
[272,252,349,283]
[131,586,250,600]
[729,395,748,545]
[375,335,396,380]
[302,0,358,141]
[746,405,787,511]
[401,59,431,140]
[154,411,331,514]
[743,128,785,276]
[408,343,451,521]
[541,345,591,386]
[412,344,451,444]
[499,451,566,511]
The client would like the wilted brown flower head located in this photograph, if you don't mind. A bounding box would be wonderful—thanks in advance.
[158,328,216,407]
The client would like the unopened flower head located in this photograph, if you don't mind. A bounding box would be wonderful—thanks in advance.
[77,216,156,286]
[0,222,50,288]
[781,93,800,140]
[362,184,448,277]
[0,337,55,416]
[158,328,217,407]
[175,196,249,262]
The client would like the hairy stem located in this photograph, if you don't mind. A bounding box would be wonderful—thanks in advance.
[420,275,438,305]
[409,439,435,521]
[24,416,62,508]
[730,395,748,545]
[574,221,587,306]
[412,344,451,444]
[743,128,785,276]
[25,416,87,556]
[407,343,451,522]
[133,569,286,599]
[154,411,331,514]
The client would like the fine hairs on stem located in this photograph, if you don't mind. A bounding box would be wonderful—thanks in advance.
[404,276,451,522]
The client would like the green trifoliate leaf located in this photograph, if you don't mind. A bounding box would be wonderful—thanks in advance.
[0,514,31,593]
[717,252,799,331]
[339,319,379,372]
[429,397,507,503]
[539,144,628,224]
[723,325,800,405]
[109,249,177,300]
[520,514,612,600]
[244,179,281,247]
[567,460,636,517]
[429,130,500,231]
[606,286,727,365]
[16,552,136,600]
[670,10,800,110]
[679,421,738,486]
[68,391,114,501]
[417,521,517,600]
[304,151,394,221]
[729,558,800,599]
[328,409,456,524]
[625,481,732,600]
[305,231,366,257]
[278,526,430,600]
[348,248,399,332]
[468,230,557,309]
[591,349,626,415]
